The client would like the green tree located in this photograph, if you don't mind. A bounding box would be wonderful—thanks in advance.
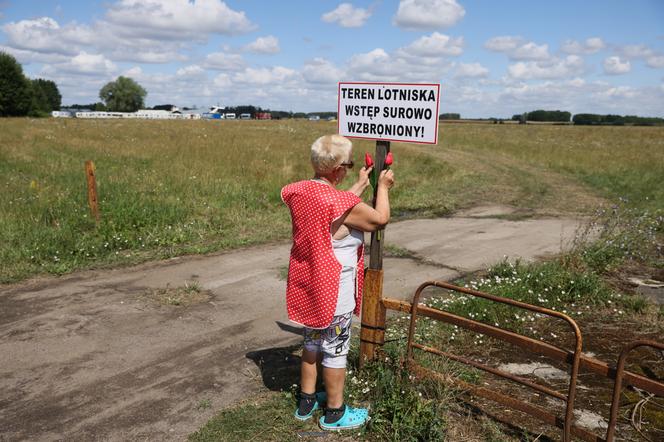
[32,78,61,111]
[99,76,147,112]
[439,113,460,120]
[0,51,33,116]
[29,80,49,116]
[526,109,571,122]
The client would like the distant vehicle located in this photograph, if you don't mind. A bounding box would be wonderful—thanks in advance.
[240,113,251,120]
[326,116,336,121]
[225,113,236,120]
[202,112,222,120]
[208,106,225,118]
[255,112,272,120]
[308,115,320,121]
[52,111,72,118]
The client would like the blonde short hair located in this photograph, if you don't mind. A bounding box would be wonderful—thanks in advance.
[310,135,352,174]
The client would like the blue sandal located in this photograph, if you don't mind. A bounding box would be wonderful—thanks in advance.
[319,405,369,431]
[293,392,327,421]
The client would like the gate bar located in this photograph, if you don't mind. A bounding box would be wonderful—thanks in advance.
[410,363,603,442]
[405,281,583,442]
[605,340,664,442]
[411,342,567,400]
[383,297,664,396]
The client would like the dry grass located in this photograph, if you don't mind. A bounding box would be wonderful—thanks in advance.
[1,118,662,283]
[141,280,210,306]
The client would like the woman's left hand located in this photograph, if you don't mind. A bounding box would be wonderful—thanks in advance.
[358,166,373,188]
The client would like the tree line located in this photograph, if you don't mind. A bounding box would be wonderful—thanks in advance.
[1,52,148,115]
[511,110,571,122]
[571,113,664,125]
[4,51,663,124]
[0,52,61,116]
[510,109,664,125]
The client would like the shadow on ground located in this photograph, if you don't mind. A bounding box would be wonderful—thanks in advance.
[245,321,305,392]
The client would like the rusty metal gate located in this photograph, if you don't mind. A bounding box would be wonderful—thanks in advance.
[380,280,664,442]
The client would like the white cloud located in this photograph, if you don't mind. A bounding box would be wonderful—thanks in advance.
[1,14,195,65]
[603,56,631,75]
[455,62,489,78]
[393,0,465,30]
[213,73,232,89]
[69,52,117,74]
[485,36,549,60]
[0,44,70,64]
[568,77,585,87]
[508,55,584,80]
[43,51,117,76]
[115,50,187,64]
[597,85,636,99]
[585,37,605,53]
[123,66,144,77]
[646,55,664,68]
[203,52,246,71]
[511,42,549,60]
[1,17,92,55]
[614,44,664,69]
[619,44,654,59]
[233,66,299,85]
[244,36,280,54]
[485,36,521,52]
[104,0,256,39]
[349,48,391,69]
[399,32,463,57]
[176,65,206,78]
[347,47,454,82]
[302,58,345,84]
[322,3,372,28]
[561,37,605,54]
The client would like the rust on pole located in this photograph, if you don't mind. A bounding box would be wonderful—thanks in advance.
[383,296,664,395]
[404,280,582,442]
[605,340,664,442]
[410,364,603,442]
[384,280,663,440]
[359,139,390,367]
[85,160,100,224]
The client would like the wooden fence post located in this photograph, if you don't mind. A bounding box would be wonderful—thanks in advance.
[85,160,100,224]
[359,140,390,368]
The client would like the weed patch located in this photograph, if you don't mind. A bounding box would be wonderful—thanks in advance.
[142,281,210,306]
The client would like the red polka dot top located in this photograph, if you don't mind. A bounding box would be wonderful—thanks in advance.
[281,180,364,329]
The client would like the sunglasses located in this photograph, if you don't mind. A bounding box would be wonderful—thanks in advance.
[339,160,354,169]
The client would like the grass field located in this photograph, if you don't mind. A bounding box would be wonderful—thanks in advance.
[1,118,662,283]
[2,118,662,440]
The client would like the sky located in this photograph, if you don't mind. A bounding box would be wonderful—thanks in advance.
[1,0,663,118]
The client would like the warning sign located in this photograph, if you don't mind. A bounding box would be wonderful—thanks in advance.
[337,82,440,145]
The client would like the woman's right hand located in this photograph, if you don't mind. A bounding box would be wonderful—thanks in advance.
[378,169,395,189]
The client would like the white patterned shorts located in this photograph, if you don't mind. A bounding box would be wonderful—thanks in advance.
[303,311,353,369]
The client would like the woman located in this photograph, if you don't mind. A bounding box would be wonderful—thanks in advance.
[281,134,394,430]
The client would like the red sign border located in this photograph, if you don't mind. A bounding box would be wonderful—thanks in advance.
[337,81,441,145]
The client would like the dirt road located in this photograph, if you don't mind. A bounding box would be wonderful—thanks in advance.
[0,206,580,441]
